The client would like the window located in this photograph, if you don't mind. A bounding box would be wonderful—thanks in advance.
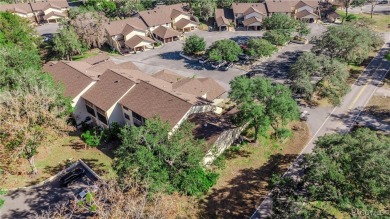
[124,113,130,120]
[97,112,108,125]
[85,100,95,116]
[123,106,129,111]
[132,112,145,126]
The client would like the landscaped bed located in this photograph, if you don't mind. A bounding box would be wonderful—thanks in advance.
[2,135,115,189]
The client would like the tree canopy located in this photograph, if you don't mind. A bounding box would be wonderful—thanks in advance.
[0,12,72,175]
[312,24,383,64]
[52,26,83,61]
[69,11,109,49]
[229,76,299,143]
[207,39,242,61]
[113,119,217,196]
[289,52,350,105]
[246,38,277,58]
[263,30,291,46]
[183,35,206,55]
[270,128,390,218]
[263,13,297,31]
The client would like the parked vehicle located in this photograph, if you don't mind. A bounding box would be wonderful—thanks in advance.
[211,60,226,69]
[239,54,250,60]
[41,33,54,42]
[199,57,209,64]
[244,71,255,78]
[378,0,388,4]
[300,110,309,121]
[220,62,233,71]
[60,168,85,187]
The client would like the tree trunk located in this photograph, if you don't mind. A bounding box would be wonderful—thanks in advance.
[370,4,374,19]
[254,125,259,144]
[345,7,348,20]
[28,156,38,175]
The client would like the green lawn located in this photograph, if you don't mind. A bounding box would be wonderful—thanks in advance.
[336,10,390,32]
[2,135,115,189]
[72,51,100,61]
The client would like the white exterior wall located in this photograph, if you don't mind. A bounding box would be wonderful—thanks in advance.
[149,23,171,32]
[244,12,263,20]
[105,85,135,126]
[44,7,63,15]
[71,81,96,124]
[296,5,314,13]
[124,29,146,41]
[131,40,154,49]
[173,13,190,23]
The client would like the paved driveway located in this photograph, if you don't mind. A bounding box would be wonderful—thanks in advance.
[35,23,59,35]
[110,24,326,91]
[0,163,97,218]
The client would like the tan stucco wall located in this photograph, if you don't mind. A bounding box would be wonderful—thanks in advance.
[124,29,146,41]
[244,11,263,20]
[44,7,62,15]
[296,5,315,13]
[173,13,191,23]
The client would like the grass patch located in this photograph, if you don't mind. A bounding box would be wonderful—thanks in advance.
[2,135,115,189]
[310,201,351,219]
[336,10,390,32]
[200,121,310,218]
[72,50,100,61]
[385,52,390,61]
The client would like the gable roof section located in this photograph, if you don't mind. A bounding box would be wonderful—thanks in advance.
[125,35,155,49]
[84,53,110,65]
[242,16,262,26]
[138,3,189,27]
[232,3,267,15]
[82,70,135,111]
[43,61,94,99]
[265,1,295,13]
[43,11,66,20]
[153,69,184,83]
[173,78,226,101]
[152,26,181,39]
[295,0,318,8]
[215,8,234,27]
[175,18,198,29]
[120,81,193,127]
[104,17,147,36]
[295,9,319,18]
[0,0,68,13]
[116,61,140,71]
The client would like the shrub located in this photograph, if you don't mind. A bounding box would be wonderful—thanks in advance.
[81,130,102,147]
[246,38,277,58]
[183,35,206,55]
[263,30,291,46]
[275,128,292,140]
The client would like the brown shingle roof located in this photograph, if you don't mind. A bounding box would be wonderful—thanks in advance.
[43,61,94,99]
[265,1,295,13]
[152,26,181,39]
[172,78,226,101]
[125,35,155,49]
[138,3,189,27]
[242,16,262,26]
[215,8,234,27]
[104,17,147,36]
[295,9,318,18]
[232,3,267,15]
[43,11,66,20]
[0,0,68,13]
[175,18,198,29]
[116,61,140,71]
[82,70,135,111]
[120,81,193,127]
[295,0,319,8]
[84,53,110,65]
[153,69,184,83]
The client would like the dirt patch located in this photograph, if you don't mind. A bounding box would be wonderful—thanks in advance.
[198,121,310,218]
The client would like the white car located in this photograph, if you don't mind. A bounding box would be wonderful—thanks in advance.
[300,110,309,121]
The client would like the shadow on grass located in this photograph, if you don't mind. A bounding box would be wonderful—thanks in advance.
[199,153,298,219]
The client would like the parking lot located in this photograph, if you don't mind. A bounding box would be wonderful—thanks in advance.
[110,24,326,91]
[0,161,98,218]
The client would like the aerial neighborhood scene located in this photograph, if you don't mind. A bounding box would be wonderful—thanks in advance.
[0,0,389,218]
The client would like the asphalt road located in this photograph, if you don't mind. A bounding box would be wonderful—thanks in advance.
[250,41,390,219]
